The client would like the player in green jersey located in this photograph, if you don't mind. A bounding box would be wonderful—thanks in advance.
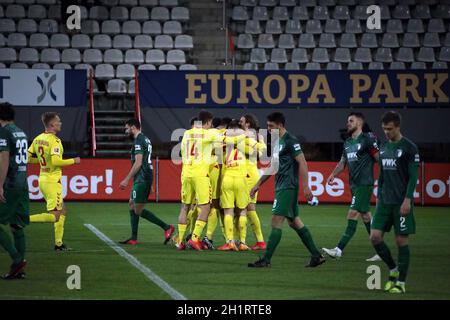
[248,112,325,268]
[322,113,381,261]
[371,111,419,294]
[119,119,174,245]
[0,102,29,279]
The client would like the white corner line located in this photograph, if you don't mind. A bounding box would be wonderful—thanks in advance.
[84,223,187,301]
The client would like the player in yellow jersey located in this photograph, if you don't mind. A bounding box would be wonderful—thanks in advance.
[239,114,267,250]
[28,112,80,251]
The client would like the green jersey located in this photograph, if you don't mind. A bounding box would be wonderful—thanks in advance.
[343,132,379,188]
[378,137,420,205]
[274,131,303,191]
[131,132,153,183]
[0,123,28,190]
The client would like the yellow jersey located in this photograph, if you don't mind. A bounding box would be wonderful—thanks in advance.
[222,134,256,177]
[28,132,75,183]
[245,135,267,176]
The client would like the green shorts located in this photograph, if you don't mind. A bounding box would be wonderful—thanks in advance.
[272,188,299,220]
[0,188,29,227]
[131,180,152,204]
[350,186,373,213]
[372,200,416,235]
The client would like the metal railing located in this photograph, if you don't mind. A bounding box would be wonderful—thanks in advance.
[89,69,96,157]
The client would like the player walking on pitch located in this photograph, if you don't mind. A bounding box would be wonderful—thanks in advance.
[119,119,174,245]
[322,113,381,261]
[248,112,325,268]
[370,111,419,294]
[28,112,80,251]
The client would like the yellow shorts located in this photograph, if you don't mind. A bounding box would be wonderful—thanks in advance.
[246,174,259,204]
[209,165,221,200]
[220,175,249,209]
[39,181,63,212]
[181,176,211,205]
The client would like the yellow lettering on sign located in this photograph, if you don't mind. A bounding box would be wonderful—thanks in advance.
[262,75,286,104]
[397,74,422,103]
[185,74,207,104]
[208,74,234,104]
[350,74,371,103]
[288,75,309,104]
[237,74,261,104]
[424,73,449,103]
[308,75,336,103]
[369,74,402,103]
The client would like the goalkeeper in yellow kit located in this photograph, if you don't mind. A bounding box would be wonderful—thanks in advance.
[28,112,80,251]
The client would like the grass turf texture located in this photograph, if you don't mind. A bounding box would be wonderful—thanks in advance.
[1,202,449,300]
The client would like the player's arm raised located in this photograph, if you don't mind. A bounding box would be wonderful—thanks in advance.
[296,153,313,201]
[327,155,347,185]
[120,153,143,190]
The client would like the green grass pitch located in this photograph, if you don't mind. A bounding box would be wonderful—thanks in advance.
[1,202,449,300]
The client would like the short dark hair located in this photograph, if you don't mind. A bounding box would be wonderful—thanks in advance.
[382,111,401,127]
[0,102,15,121]
[243,114,259,130]
[190,116,199,126]
[212,117,221,128]
[227,119,240,129]
[220,117,232,127]
[348,112,365,121]
[198,110,213,125]
[267,112,285,126]
[125,118,141,129]
[41,112,60,128]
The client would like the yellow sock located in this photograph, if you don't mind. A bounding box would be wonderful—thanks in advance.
[192,220,206,242]
[247,210,264,242]
[239,215,248,244]
[54,215,66,246]
[219,211,226,241]
[177,224,187,244]
[206,208,218,240]
[233,216,239,241]
[30,213,56,223]
[224,215,234,242]
[190,207,200,234]
[186,209,194,233]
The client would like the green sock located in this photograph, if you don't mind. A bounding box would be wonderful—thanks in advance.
[337,219,358,251]
[263,228,282,263]
[129,210,139,240]
[141,209,169,231]
[364,221,371,234]
[12,228,25,259]
[296,226,321,257]
[0,226,21,264]
[398,245,410,282]
[373,242,397,270]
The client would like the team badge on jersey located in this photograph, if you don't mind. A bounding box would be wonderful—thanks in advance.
[293,144,301,151]
[356,143,361,151]
[53,146,61,155]
[397,149,403,158]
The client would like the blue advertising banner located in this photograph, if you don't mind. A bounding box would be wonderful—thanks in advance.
[0,69,86,107]
[139,70,450,108]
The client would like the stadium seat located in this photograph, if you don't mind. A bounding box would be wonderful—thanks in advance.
[61,48,81,64]
[146,49,165,64]
[83,49,103,64]
[92,34,112,49]
[305,20,322,34]
[107,79,127,95]
[143,21,161,35]
[16,0,34,4]
[325,19,342,34]
[120,0,138,6]
[9,62,28,69]
[396,47,414,62]
[17,19,37,34]
[253,6,269,21]
[237,34,254,49]
[407,19,425,33]
[353,6,369,20]
[0,6,3,18]
[104,49,124,64]
[128,79,135,95]
[163,21,182,35]
[151,7,170,21]
[389,62,406,70]
[340,33,357,48]
[333,6,350,20]
[74,63,94,77]
[47,5,60,20]
[273,7,289,21]
[298,33,315,48]
[7,33,26,48]
[313,6,329,20]
[345,20,362,34]
[319,33,336,48]
[250,48,267,63]
[428,19,445,33]
[413,5,431,19]
[179,64,197,70]
[245,20,262,34]
[278,34,295,49]
[113,34,132,49]
[280,0,296,7]
[72,34,91,49]
[159,64,177,70]
[410,62,426,69]
[0,34,5,47]
[334,48,351,63]
[53,63,72,70]
[50,34,70,49]
[285,20,301,34]
[347,62,363,70]
[375,48,393,63]
[122,21,141,35]
[271,48,288,63]
[36,0,57,4]
[171,7,189,22]
[166,49,185,65]
[241,0,257,6]
[381,33,399,48]
[95,63,115,80]
[392,5,410,20]
[423,33,441,48]
[284,62,299,70]
[402,33,420,47]
[368,62,384,70]
[160,0,178,7]
[79,6,89,19]
[319,0,336,5]
[40,48,60,64]
[417,47,436,62]
[354,48,372,63]
[28,33,48,49]
[0,19,16,33]
[130,7,149,21]
[138,63,156,70]
[260,0,277,6]
[90,6,109,20]
[432,61,448,69]
[18,47,38,63]
[265,20,282,34]
[291,48,308,63]
[116,64,135,79]
[102,21,121,35]
[312,48,329,63]
[257,34,275,49]
[360,33,377,48]
[39,19,58,33]
[110,7,129,21]
[154,35,173,50]
[386,19,403,34]
[444,33,450,47]
[32,63,50,69]
[326,62,342,70]
[124,49,144,64]
[292,6,309,20]
[242,62,258,70]
[305,62,321,70]
[173,35,192,51]
[264,62,279,70]
[6,5,25,19]
[82,20,101,35]
[28,5,47,19]
[302,0,317,7]
[433,5,450,19]
[134,35,153,49]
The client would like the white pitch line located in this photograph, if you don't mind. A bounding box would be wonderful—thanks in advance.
[84,224,187,301]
